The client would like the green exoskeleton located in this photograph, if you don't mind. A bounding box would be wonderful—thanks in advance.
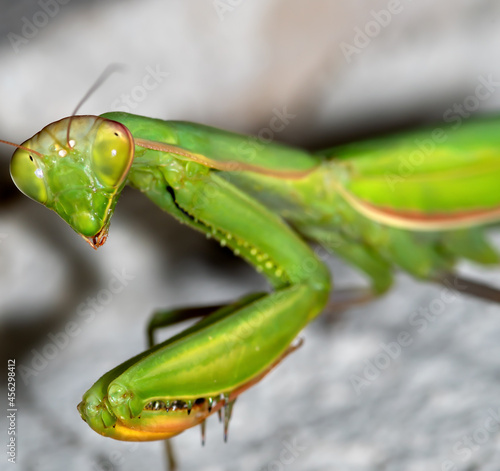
[4,112,500,443]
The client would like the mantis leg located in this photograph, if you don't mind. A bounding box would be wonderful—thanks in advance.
[326,287,376,310]
[301,226,393,295]
[147,293,266,347]
[147,305,224,349]
[164,440,177,471]
[147,293,278,470]
[436,273,500,303]
[147,304,229,471]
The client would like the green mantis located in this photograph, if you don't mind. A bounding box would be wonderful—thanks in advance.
[4,111,500,446]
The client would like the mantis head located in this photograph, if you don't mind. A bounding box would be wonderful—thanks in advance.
[6,116,134,248]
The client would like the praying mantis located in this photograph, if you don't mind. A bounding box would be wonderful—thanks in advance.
[3,109,500,457]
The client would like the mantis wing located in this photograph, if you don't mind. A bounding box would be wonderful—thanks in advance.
[320,117,500,230]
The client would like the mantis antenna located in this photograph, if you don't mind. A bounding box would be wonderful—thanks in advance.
[0,64,126,155]
[0,140,43,157]
[66,63,126,148]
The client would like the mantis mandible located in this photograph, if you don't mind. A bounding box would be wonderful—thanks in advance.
[3,110,500,448]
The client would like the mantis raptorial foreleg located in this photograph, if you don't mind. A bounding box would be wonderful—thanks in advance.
[147,305,226,349]
[147,293,266,348]
[68,161,330,441]
[146,293,268,469]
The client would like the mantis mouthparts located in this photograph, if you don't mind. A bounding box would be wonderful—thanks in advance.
[82,227,109,250]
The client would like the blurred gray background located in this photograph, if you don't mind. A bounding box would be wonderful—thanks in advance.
[1,1,500,470]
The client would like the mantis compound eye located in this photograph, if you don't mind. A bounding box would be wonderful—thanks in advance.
[10,149,48,204]
[91,120,134,188]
